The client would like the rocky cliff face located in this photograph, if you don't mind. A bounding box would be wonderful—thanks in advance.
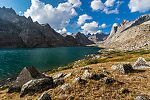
[0,7,70,48]
[74,32,94,45]
[104,14,150,50]
[87,33,108,43]
[62,33,94,46]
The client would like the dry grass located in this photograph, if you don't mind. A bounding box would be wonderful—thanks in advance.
[0,49,150,100]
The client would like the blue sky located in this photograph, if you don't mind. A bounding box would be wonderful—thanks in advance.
[0,0,150,34]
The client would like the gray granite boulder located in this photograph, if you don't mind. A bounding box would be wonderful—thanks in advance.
[60,83,72,91]
[133,57,150,69]
[20,77,53,97]
[8,66,46,93]
[112,63,134,74]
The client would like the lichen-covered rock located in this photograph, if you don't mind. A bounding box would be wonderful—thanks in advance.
[20,77,53,97]
[53,73,64,79]
[73,77,87,85]
[135,95,149,100]
[112,63,134,74]
[54,78,65,86]
[64,73,72,79]
[81,70,92,79]
[38,92,51,100]
[133,57,150,69]
[8,66,46,93]
[60,83,72,91]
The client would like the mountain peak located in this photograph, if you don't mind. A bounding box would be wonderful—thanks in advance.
[0,6,16,15]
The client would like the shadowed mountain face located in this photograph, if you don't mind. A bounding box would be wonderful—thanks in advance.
[0,7,70,48]
[87,33,108,43]
[1,7,95,48]
[62,33,94,46]
[0,7,95,48]
[104,14,150,50]
[74,32,94,45]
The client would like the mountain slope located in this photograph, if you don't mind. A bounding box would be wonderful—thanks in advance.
[0,7,69,48]
[104,14,150,50]
[74,32,94,45]
[87,33,108,43]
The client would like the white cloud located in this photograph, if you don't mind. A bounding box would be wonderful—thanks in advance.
[128,0,150,12]
[56,28,67,34]
[68,0,82,7]
[96,30,102,34]
[105,0,116,7]
[77,14,92,25]
[81,21,99,34]
[90,0,122,14]
[103,8,119,14]
[100,23,107,28]
[24,0,81,30]
[91,0,105,11]
[113,23,118,27]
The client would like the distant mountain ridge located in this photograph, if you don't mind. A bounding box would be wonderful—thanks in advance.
[62,32,94,45]
[104,14,150,50]
[87,33,108,43]
[0,7,94,48]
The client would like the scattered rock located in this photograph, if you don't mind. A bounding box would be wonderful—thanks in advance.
[112,63,134,74]
[8,66,46,93]
[103,77,116,85]
[53,73,64,79]
[60,83,72,91]
[64,73,72,79]
[90,73,106,80]
[20,77,53,97]
[54,78,65,86]
[81,70,92,79]
[133,57,150,69]
[73,77,87,85]
[81,66,92,71]
[54,94,68,100]
[120,88,130,94]
[135,95,149,100]
[38,92,51,100]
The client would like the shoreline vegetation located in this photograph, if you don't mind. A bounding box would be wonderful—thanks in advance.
[46,48,150,74]
[0,47,150,99]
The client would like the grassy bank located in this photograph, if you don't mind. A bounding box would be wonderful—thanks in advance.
[47,49,150,74]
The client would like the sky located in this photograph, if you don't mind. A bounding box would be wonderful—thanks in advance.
[0,0,150,35]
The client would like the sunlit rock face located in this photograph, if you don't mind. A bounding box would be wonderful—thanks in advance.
[104,14,150,50]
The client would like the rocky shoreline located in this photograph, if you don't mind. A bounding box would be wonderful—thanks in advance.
[0,49,150,99]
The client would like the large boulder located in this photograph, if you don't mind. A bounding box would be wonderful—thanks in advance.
[112,63,134,74]
[133,57,150,69]
[20,77,53,97]
[8,66,46,93]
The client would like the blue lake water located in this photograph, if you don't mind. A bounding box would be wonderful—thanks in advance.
[0,46,100,80]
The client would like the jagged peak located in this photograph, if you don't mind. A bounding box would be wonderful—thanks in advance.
[27,16,33,22]
[134,14,150,24]
[0,6,16,14]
